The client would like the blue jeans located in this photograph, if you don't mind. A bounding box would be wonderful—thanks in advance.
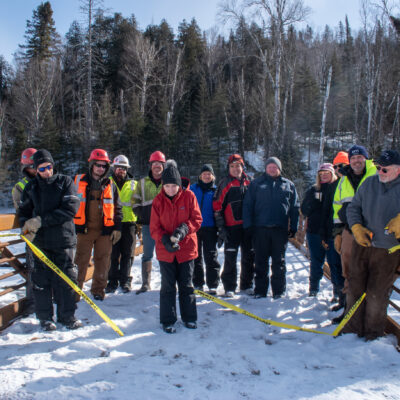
[307,233,343,293]
[142,225,155,262]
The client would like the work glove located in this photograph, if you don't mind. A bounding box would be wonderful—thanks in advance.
[288,229,296,239]
[386,213,400,239]
[23,231,36,243]
[162,234,180,252]
[334,234,342,254]
[110,230,122,245]
[22,216,42,234]
[351,224,372,247]
[170,223,189,244]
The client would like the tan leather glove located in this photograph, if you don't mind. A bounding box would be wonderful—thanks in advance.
[110,230,122,245]
[351,224,372,247]
[22,216,42,234]
[386,213,400,239]
[334,235,342,254]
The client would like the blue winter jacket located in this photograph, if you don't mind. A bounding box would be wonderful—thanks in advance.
[191,182,216,227]
[243,173,299,232]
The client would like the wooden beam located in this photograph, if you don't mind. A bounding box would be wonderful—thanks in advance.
[0,214,20,230]
[0,298,27,331]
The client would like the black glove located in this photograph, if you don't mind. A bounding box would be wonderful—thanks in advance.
[217,227,228,248]
[288,229,296,239]
[162,234,180,253]
[170,223,189,243]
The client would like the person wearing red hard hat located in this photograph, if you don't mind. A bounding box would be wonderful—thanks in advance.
[12,148,38,316]
[73,149,122,301]
[132,150,166,294]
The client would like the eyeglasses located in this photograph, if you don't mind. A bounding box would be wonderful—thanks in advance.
[38,165,53,172]
[376,166,389,174]
[115,166,127,171]
[94,163,107,169]
[333,164,344,170]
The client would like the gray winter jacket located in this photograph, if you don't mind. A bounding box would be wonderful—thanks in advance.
[347,174,400,249]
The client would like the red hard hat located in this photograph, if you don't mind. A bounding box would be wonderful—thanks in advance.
[88,149,111,162]
[21,148,37,166]
[227,154,244,166]
[149,151,166,163]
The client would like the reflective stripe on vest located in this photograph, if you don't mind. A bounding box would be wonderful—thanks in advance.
[73,174,115,227]
[111,177,137,223]
[16,177,29,191]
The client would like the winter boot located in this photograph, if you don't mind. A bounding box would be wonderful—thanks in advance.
[331,310,345,325]
[121,278,132,293]
[40,319,57,331]
[136,261,152,294]
[105,282,118,294]
[162,324,176,334]
[331,291,346,312]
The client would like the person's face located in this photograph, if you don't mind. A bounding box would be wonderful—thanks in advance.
[229,162,243,179]
[377,164,400,183]
[200,171,213,183]
[319,170,332,184]
[333,163,345,177]
[25,167,37,177]
[92,161,108,179]
[349,155,366,175]
[163,183,179,197]
[266,163,281,177]
[114,166,127,180]
[151,161,164,178]
[37,162,53,179]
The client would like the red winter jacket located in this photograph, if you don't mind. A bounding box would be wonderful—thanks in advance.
[150,187,203,263]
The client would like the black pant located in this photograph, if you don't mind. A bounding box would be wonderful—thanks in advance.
[254,227,288,296]
[159,259,197,325]
[108,223,136,286]
[222,225,254,292]
[32,247,77,322]
[193,227,221,289]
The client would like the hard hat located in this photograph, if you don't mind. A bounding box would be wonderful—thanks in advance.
[112,155,130,168]
[21,148,37,166]
[149,151,166,163]
[88,149,111,162]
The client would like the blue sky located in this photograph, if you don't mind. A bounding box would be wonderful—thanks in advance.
[1,0,362,63]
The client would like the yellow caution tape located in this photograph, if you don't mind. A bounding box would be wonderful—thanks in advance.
[21,235,124,337]
[0,233,21,237]
[332,292,366,337]
[194,290,332,335]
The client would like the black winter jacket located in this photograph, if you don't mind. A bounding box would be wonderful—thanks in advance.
[18,173,80,249]
[301,182,333,236]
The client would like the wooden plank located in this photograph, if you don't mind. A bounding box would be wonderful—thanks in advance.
[0,239,23,249]
[0,247,26,278]
[0,283,25,297]
[0,270,19,281]
[0,214,20,231]
[385,316,400,349]
[0,298,27,331]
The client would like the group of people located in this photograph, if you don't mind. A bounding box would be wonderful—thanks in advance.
[12,145,400,340]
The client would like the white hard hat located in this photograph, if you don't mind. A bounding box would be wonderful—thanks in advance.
[112,155,131,168]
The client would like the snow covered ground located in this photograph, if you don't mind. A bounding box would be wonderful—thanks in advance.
[1,243,400,400]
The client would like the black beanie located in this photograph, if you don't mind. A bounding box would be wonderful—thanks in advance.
[162,165,182,187]
[200,164,214,175]
[33,149,54,169]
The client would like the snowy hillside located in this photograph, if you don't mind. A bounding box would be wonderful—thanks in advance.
[1,244,400,400]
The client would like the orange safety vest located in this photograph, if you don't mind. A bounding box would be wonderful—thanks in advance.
[73,174,115,228]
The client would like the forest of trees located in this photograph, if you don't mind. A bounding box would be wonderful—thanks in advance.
[0,0,399,198]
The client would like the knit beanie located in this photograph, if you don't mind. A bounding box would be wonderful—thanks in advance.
[318,163,335,175]
[33,149,54,169]
[265,157,282,172]
[332,151,349,166]
[162,165,182,187]
[348,145,368,160]
[200,164,215,176]
[375,150,400,166]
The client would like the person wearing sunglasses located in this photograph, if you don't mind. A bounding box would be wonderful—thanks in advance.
[331,145,376,324]
[18,149,82,331]
[345,150,400,340]
[105,155,137,294]
[74,149,122,301]
[332,151,349,178]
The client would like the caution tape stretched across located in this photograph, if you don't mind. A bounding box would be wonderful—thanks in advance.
[21,235,124,337]
[195,290,366,337]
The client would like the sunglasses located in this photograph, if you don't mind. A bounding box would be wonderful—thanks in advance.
[115,166,127,171]
[94,163,107,169]
[333,164,345,170]
[38,165,53,172]
[376,165,389,174]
